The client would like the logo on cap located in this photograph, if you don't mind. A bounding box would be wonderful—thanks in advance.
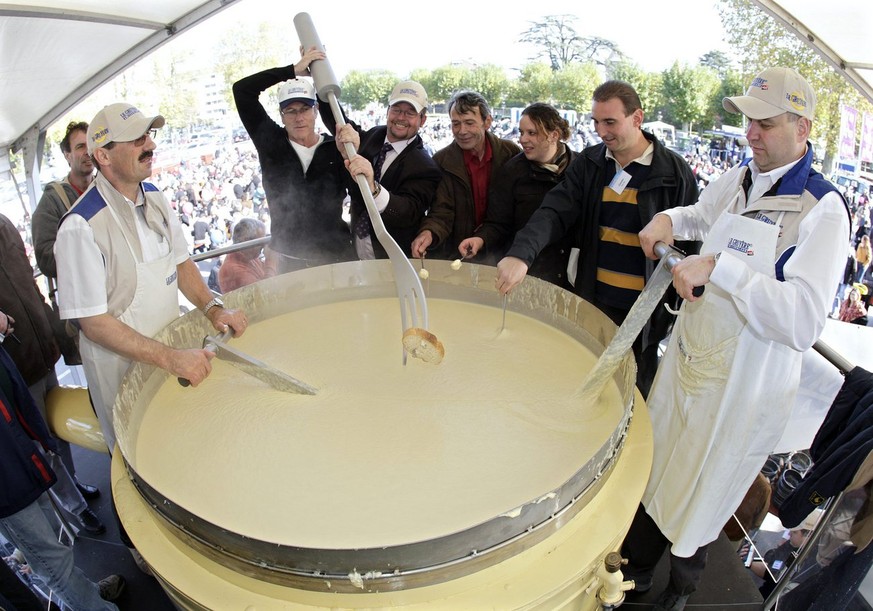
[92,126,110,145]
[751,77,768,90]
[120,106,140,121]
[787,91,807,113]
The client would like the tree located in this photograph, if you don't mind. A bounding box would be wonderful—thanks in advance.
[153,52,200,131]
[519,15,623,71]
[339,70,398,111]
[213,22,286,112]
[699,50,734,79]
[467,65,511,110]
[409,68,436,106]
[707,69,746,129]
[611,61,665,120]
[510,63,554,107]
[427,65,472,105]
[661,62,720,133]
[551,63,599,112]
[715,0,873,172]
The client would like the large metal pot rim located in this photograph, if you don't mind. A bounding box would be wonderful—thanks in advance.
[112,260,636,592]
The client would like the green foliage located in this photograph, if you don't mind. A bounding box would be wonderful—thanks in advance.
[509,63,554,107]
[661,62,720,132]
[340,70,398,110]
[551,63,599,111]
[467,65,512,110]
[428,65,473,104]
[699,50,734,79]
[505,62,599,112]
[709,69,746,129]
[153,53,200,130]
[409,68,434,103]
[610,61,665,120]
[715,0,873,169]
[212,22,286,111]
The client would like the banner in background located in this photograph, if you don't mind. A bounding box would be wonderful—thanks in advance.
[839,104,858,160]
[860,112,873,164]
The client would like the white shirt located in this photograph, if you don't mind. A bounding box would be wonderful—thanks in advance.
[662,157,849,351]
[289,134,325,175]
[605,141,655,171]
[56,184,189,319]
[354,137,414,260]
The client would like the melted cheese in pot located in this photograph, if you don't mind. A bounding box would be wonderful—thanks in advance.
[134,298,623,549]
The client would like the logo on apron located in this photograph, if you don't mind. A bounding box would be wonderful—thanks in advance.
[727,237,755,256]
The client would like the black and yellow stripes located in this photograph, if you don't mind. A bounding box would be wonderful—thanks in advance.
[600,226,640,247]
[595,162,651,309]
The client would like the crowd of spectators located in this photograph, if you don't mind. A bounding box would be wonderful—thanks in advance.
[94,110,604,289]
[3,110,869,329]
[830,185,873,321]
[150,110,872,330]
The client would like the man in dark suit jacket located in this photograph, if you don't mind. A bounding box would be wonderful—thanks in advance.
[319,80,442,259]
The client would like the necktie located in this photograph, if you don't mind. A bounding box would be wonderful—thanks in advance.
[354,142,393,239]
[373,141,393,181]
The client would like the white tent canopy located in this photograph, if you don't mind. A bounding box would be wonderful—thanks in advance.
[1,0,871,211]
[0,0,240,206]
[752,0,873,104]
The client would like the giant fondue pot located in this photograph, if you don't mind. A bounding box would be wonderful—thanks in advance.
[111,260,653,609]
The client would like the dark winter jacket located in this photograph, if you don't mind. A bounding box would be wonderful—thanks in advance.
[506,132,700,351]
[233,66,354,263]
[0,346,58,518]
[779,367,873,527]
[475,146,578,289]
[420,132,521,258]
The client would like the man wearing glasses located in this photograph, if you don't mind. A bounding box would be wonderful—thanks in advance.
[320,79,442,260]
[54,103,248,453]
[233,48,354,272]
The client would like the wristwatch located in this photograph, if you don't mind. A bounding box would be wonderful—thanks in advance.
[203,296,224,316]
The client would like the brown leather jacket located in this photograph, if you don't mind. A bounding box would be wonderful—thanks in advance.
[419,131,521,257]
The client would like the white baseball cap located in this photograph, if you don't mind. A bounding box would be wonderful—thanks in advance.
[388,80,428,113]
[723,67,816,120]
[87,103,165,154]
[278,79,316,109]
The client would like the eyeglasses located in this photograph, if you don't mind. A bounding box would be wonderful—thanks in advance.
[389,106,421,119]
[133,129,158,147]
[281,106,314,117]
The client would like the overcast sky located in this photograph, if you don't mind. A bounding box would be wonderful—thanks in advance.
[190,0,734,78]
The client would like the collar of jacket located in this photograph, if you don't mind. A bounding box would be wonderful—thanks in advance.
[369,125,424,154]
[583,131,680,187]
[439,131,516,177]
[739,142,814,197]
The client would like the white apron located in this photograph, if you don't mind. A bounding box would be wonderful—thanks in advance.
[79,206,179,452]
[642,208,801,557]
